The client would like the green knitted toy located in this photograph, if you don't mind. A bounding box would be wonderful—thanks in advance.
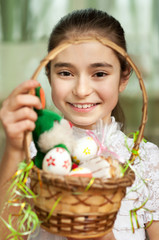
[32,86,74,170]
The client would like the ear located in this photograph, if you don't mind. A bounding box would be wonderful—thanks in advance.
[45,64,51,84]
[119,69,131,93]
[119,78,129,93]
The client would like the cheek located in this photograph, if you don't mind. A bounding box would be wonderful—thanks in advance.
[51,86,62,102]
[51,80,63,103]
[98,82,120,112]
[98,84,119,100]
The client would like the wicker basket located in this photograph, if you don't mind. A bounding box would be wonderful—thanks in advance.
[25,36,147,239]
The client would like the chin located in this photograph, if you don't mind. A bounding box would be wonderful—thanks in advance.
[73,121,96,130]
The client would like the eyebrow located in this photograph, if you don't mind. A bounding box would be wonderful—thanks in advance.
[53,62,74,68]
[90,62,113,69]
[53,62,113,69]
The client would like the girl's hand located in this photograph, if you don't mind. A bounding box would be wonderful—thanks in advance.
[0,79,42,152]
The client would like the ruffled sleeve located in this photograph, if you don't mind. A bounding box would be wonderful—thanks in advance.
[138,141,159,223]
[111,132,159,239]
[111,132,159,223]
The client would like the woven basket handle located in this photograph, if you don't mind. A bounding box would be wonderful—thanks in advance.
[24,37,148,164]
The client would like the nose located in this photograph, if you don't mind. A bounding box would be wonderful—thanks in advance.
[72,75,93,98]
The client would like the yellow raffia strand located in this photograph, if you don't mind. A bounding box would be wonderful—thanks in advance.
[72,177,95,195]
[37,168,43,188]
[85,177,95,192]
[0,160,40,240]
[131,148,140,156]
[144,208,154,229]
[46,196,62,221]
[12,169,23,179]
[129,195,154,233]
[19,202,26,215]
[8,199,19,204]
[129,210,134,233]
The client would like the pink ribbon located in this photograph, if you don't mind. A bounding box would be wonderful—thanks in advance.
[86,129,119,159]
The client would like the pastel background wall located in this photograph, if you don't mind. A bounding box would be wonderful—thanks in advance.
[0,0,159,160]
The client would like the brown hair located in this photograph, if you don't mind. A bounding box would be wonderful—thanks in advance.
[46,8,131,126]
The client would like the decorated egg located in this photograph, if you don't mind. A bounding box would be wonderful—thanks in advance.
[68,167,92,178]
[72,136,98,164]
[42,147,72,175]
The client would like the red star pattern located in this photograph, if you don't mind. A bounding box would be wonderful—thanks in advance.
[46,156,56,166]
[56,147,65,154]
[62,160,70,169]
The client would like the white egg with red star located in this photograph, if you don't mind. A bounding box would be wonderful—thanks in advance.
[72,136,98,164]
[42,147,72,175]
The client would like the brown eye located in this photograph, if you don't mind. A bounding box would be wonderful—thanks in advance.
[94,72,107,77]
[59,71,72,76]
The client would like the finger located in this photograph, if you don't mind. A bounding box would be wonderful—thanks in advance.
[1,80,42,112]
[10,79,40,96]
[6,120,36,138]
[4,107,38,126]
[14,107,38,122]
[9,94,42,111]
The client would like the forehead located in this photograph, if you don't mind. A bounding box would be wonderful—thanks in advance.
[52,41,120,67]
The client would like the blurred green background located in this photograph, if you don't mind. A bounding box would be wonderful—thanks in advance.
[0,0,159,160]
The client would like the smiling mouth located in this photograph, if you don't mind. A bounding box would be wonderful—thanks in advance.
[70,103,98,109]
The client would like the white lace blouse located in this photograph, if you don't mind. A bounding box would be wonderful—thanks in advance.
[28,118,159,240]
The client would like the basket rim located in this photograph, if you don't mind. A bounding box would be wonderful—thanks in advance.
[30,164,135,191]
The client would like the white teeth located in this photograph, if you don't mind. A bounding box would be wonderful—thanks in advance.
[73,104,94,109]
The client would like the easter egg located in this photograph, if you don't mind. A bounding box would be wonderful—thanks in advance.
[69,167,92,178]
[42,147,72,175]
[72,136,98,164]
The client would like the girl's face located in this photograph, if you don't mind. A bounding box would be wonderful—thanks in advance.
[50,41,128,129]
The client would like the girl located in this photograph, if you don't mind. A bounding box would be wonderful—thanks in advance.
[0,8,159,240]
